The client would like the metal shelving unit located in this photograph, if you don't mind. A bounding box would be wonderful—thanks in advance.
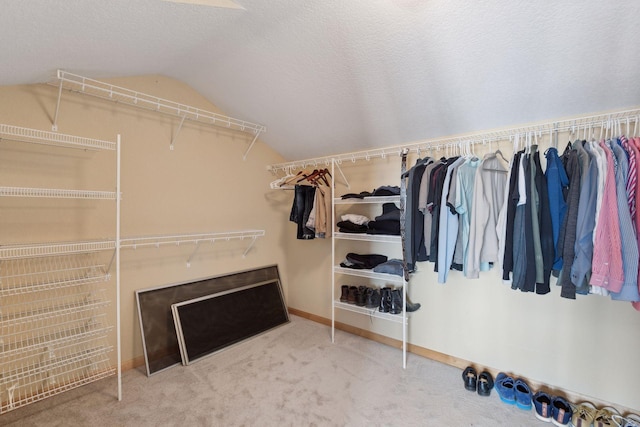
[330,160,409,369]
[0,124,121,414]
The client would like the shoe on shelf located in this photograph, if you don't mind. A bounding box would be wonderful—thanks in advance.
[379,287,391,313]
[495,373,516,405]
[340,285,349,302]
[462,366,477,392]
[365,288,380,309]
[347,286,358,304]
[389,289,403,314]
[514,378,532,411]
[593,406,620,427]
[355,286,367,306]
[570,402,596,427]
[533,391,553,422]
[550,396,573,426]
[477,371,493,397]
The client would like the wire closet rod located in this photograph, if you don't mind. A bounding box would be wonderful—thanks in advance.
[267,106,640,172]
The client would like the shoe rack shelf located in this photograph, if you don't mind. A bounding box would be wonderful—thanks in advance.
[333,301,409,324]
[0,124,121,414]
[333,232,401,243]
[330,163,409,369]
[333,196,400,205]
[333,266,405,284]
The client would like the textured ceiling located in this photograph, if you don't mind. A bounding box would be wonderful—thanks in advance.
[1,1,639,160]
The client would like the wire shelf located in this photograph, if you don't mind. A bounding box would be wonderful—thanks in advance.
[0,186,117,200]
[119,230,266,249]
[0,241,116,260]
[0,254,109,296]
[1,289,108,328]
[0,123,116,151]
[333,232,401,243]
[333,196,400,205]
[53,70,266,136]
[0,314,111,359]
[333,301,409,324]
[0,350,113,414]
[0,342,112,388]
[333,265,405,284]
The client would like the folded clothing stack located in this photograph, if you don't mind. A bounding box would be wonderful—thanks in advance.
[340,185,400,199]
[340,253,388,270]
[336,203,401,236]
[372,259,404,276]
[337,214,370,233]
[367,203,400,235]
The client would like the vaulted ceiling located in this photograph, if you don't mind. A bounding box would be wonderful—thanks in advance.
[1,1,639,160]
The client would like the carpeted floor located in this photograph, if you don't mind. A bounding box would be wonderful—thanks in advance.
[2,314,546,426]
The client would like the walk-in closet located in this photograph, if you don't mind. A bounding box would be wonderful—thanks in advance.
[1,1,640,425]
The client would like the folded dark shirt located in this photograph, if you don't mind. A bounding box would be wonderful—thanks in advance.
[344,253,388,269]
[367,220,400,235]
[336,220,368,233]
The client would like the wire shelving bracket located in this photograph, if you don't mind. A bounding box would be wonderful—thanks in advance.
[51,70,266,158]
[120,230,265,267]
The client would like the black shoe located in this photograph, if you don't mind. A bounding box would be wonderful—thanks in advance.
[355,286,367,306]
[462,366,477,392]
[389,289,403,314]
[477,371,494,396]
[365,288,380,308]
[347,286,358,304]
[379,287,391,312]
[405,294,421,312]
[340,285,349,303]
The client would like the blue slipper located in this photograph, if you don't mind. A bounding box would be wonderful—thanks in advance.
[514,378,532,410]
[495,372,516,405]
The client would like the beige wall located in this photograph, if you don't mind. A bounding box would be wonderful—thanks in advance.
[0,76,291,370]
[283,145,640,411]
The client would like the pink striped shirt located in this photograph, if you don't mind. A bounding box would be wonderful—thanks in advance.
[590,141,624,292]
[633,137,640,311]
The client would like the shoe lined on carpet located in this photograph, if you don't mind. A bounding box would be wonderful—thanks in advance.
[613,413,640,427]
[477,371,493,397]
[593,406,620,427]
[533,391,553,422]
[514,378,532,410]
[462,366,477,392]
[495,373,516,405]
[550,396,573,426]
[570,401,596,427]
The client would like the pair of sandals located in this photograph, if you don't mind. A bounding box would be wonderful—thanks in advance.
[462,366,493,396]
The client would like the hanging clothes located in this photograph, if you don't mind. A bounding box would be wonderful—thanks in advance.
[290,184,316,239]
[437,156,466,283]
[609,139,639,301]
[466,152,509,278]
[501,151,521,282]
[454,157,481,277]
[404,157,432,271]
[556,144,581,299]
[589,141,624,292]
[419,160,442,260]
[571,141,598,294]
[533,147,554,294]
[545,147,569,273]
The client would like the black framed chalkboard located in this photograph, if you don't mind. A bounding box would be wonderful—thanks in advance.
[172,280,288,365]
[135,265,283,376]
